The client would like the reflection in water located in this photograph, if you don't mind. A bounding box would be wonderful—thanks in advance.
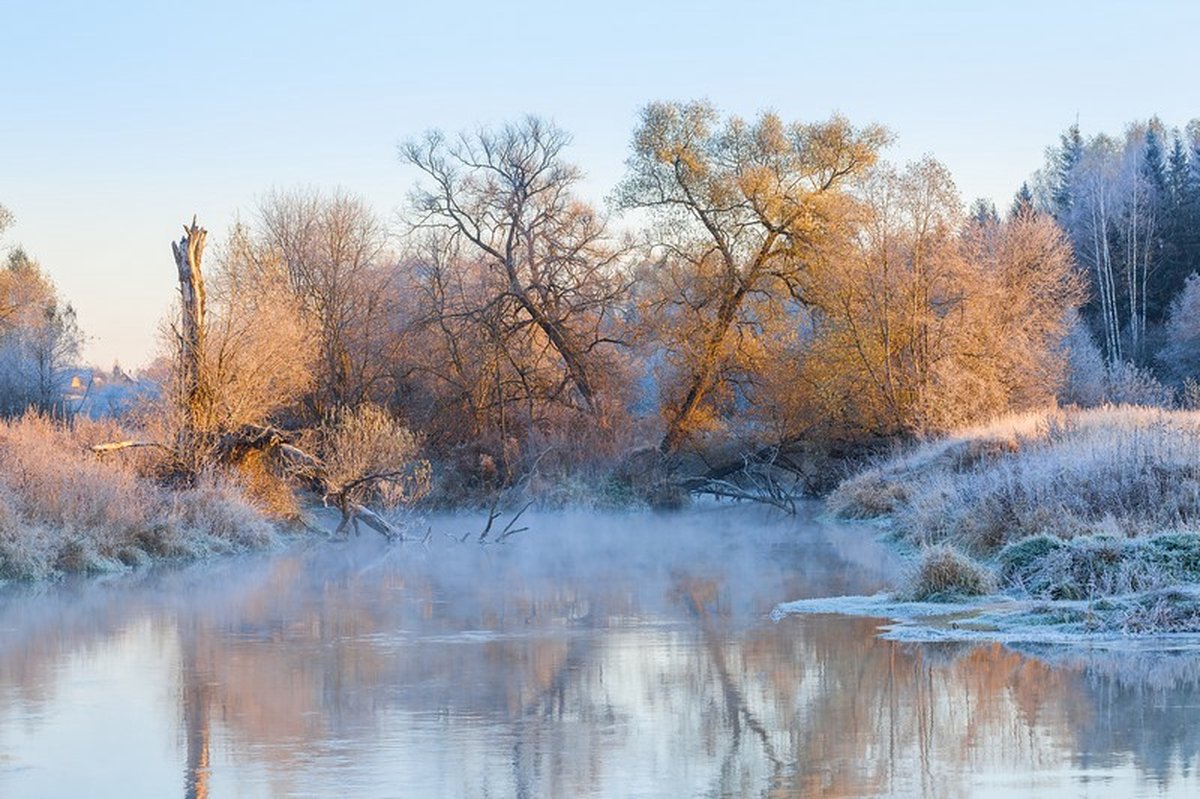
[0,505,1197,797]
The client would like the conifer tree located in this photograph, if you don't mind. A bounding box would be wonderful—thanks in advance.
[1156,134,1195,309]
[969,198,999,226]
[1009,183,1035,220]
[1138,124,1169,326]
[1052,123,1083,220]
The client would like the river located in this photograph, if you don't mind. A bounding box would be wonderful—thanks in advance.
[0,504,1197,797]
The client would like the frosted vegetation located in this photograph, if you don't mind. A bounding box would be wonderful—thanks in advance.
[0,414,271,580]
[829,405,1200,629]
[3,110,1200,596]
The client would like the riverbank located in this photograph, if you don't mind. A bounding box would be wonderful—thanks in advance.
[827,405,1200,631]
[0,414,276,580]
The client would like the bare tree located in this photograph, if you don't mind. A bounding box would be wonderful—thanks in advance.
[201,223,319,432]
[401,117,628,420]
[101,218,421,536]
[0,249,83,417]
[171,217,210,450]
[256,188,398,414]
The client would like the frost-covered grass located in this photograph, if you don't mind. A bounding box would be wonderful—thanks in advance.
[829,405,1200,627]
[902,545,995,601]
[997,532,1200,600]
[831,405,1200,551]
[0,413,275,580]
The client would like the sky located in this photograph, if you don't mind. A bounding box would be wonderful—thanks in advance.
[3,0,1200,368]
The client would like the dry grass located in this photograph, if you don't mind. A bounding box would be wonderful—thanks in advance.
[0,412,275,580]
[901,545,996,600]
[830,405,1200,553]
[834,405,1200,622]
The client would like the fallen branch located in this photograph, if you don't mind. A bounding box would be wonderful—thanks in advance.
[493,499,533,543]
[687,478,798,513]
[92,423,407,541]
[680,447,802,514]
[90,440,174,455]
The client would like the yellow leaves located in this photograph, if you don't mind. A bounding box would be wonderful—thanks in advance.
[797,115,892,186]
[752,112,788,156]
[779,163,1080,439]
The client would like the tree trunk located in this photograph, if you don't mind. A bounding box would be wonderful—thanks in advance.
[171,217,209,454]
[659,286,747,453]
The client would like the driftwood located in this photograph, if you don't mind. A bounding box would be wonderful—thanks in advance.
[90,440,171,455]
[467,497,532,543]
[219,423,407,540]
[680,446,803,514]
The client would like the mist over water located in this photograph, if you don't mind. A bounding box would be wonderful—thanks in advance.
[0,504,1197,797]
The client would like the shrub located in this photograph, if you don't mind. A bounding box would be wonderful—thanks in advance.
[318,404,431,509]
[0,412,276,580]
[997,532,1200,600]
[902,546,995,601]
[827,470,908,519]
[1119,588,1200,633]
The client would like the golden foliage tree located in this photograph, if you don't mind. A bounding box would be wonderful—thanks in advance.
[615,100,889,452]
[789,159,1084,439]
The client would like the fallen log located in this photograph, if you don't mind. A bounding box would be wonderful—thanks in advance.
[90,440,170,455]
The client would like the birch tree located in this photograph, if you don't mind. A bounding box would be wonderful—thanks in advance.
[1065,136,1123,363]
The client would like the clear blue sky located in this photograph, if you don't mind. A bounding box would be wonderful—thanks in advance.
[3,0,1198,368]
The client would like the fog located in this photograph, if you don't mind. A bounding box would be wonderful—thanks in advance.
[1,505,1198,797]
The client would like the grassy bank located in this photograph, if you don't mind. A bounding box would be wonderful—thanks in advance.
[0,414,275,580]
[830,406,1200,617]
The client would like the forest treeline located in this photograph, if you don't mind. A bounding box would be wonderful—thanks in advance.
[3,102,1200,516]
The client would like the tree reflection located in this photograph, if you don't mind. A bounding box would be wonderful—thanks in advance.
[2,510,1200,797]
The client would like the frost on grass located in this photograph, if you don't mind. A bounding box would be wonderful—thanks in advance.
[901,545,995,601]
[826,405,1200,633]
[998,532,1200,600]
[830,405,1200,551]
[0,413,274,580]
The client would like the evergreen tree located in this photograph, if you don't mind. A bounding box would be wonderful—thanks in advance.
[1183,135,1200,278]
[969,197,999,226]
[1052,122,1083,220]
[1157,134,1195,305]
[1168,134,1189,203]
[1009,183,1035,220]
[1140,123,1168,199]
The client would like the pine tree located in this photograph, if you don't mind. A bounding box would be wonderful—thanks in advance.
[1052,122,1083,220]
[1168,134,1189,202]
[1009,183,1035,220]
[1141,123,1168,199]
[969,197,999,226]
[1184,135,1200,278]
[1157,134,1195,307]
[1139,123,1170,325]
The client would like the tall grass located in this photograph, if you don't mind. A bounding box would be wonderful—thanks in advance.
[0,413,273,580]
[830,405,1200,553]
[831,405,1200,612]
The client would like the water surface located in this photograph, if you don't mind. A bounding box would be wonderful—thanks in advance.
[1,505,1198,797]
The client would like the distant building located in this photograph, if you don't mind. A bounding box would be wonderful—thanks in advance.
[62,364,157,418]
